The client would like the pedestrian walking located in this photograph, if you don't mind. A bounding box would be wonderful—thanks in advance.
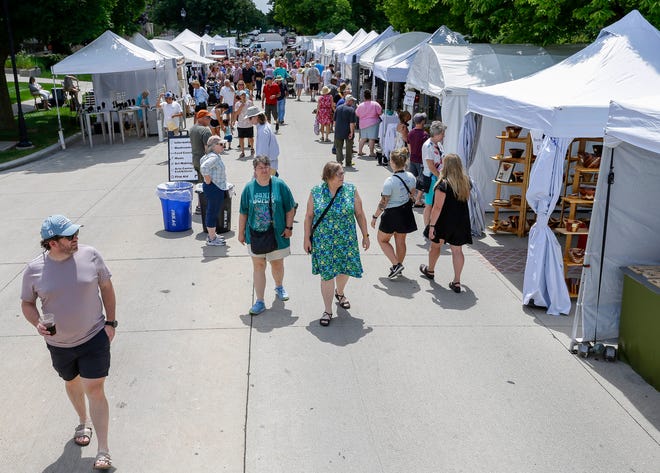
[247,106,281,175]
[356,89,383,157]
[407,113,428,207]
[421,121,447,226]
[21,215,117,470]
[419,154,473,292]
[234,90,255,158]
[200,136,230,246]
[333,94,356,167]
[238,156,296,316]
[371,148,418,279]
[316,86,335,143]
[303,162,370,326]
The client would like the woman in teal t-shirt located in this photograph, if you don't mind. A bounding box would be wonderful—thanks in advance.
[238,155,296,316]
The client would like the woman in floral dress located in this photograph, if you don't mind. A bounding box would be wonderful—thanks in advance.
[316,86,335,142]
[303,162,370,326]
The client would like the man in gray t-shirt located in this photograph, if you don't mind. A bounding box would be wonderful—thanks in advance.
[21,215,116,470]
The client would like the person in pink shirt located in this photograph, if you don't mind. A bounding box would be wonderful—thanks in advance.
[355,89,383,157]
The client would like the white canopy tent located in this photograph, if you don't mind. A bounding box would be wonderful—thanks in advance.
[174,29,208,56]
[151,39,215,65]
[325,28,366,66]
[572,96,660,342]
[320,29,353,64]
[129,33,181,95]
[52,30,165,109]
[406,43,560,206]
[373,26,467,83]
[341,27,395,85]
[360,32,429,71]
[462,10,660,316]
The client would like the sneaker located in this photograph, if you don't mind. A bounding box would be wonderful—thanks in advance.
[249,300,266,315]
[195,205,202,215]
[206,236,226,246]
[275,122,280,133]
[274,286,289,301]
[388,263,404,279]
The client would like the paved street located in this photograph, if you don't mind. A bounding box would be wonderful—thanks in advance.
[1,98,658,472]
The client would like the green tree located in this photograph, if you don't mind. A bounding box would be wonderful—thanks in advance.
[1,0,145,131]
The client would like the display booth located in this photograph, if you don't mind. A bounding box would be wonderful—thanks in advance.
[461,10,660,316]
[572,97,660,345]
[341,27,395,94]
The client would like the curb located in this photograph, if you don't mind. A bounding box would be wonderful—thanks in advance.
[0,132,83,172]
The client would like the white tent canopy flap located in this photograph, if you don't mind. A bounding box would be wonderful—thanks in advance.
[574,97,660,342]
[462,10,660,316]
[52,30,163,75]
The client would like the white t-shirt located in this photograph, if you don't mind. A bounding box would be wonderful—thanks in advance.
[161,100,183,130]
[219,86,235,106]
[421,138,444,176]
[382,171,416,208]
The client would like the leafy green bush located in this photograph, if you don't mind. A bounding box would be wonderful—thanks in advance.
[4,52,38,69]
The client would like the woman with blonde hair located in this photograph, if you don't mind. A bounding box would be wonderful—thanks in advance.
[370,147,417,279]
[419,154,472,292]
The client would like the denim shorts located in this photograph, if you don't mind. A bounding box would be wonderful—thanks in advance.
[47,329,110,381]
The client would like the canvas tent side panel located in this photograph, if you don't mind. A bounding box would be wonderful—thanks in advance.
[576,98,660,341]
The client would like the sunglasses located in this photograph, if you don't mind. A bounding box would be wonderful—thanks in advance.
[60,231,79,241]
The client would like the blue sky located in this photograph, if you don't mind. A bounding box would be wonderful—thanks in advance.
[254,0,270,14]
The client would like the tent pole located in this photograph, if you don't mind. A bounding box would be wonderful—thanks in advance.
[51,69,65,149]
[593,148,615,342]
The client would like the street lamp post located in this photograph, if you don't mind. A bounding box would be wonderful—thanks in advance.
[180,8,186,25]
[3,0,32,148]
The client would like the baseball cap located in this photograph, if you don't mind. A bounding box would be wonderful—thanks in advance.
[41,215,81,239]
[413,112,427,124]
[196,109,213,120]
[344,94,355,102]
[164,91,174,99]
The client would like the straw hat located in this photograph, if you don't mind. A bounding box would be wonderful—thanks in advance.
[320,86,331,95]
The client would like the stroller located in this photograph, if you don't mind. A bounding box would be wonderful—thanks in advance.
[285,76,296,98]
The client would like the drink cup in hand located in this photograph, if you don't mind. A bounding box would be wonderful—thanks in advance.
[40,313,56,335]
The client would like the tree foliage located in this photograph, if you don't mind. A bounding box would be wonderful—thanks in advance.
[1,0,145,131]
[149,0,267,37]
[272,0,388,34]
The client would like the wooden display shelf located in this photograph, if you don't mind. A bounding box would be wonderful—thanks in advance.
[490,155,526,164]
[562,195,595,206]
[491,180,523,186]
[554,227,589,236]
[496,135,528,142]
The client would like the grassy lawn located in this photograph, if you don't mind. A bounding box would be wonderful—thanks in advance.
[0,107,80,164]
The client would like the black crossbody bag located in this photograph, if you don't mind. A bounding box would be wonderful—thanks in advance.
[249,179,278,254]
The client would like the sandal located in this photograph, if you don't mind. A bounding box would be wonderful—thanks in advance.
[449,281,461,293]
[74,423,92,447]
[320,311,333,326]
[334,290,351,309]
[419,264,435,280]
[93,451,112,470]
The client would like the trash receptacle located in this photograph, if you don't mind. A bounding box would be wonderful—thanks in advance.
[157,182,193,231]
[195,183,233,234]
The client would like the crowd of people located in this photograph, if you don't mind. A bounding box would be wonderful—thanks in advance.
[19,50,477,472]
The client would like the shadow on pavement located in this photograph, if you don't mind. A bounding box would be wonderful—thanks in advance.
[306,311,373,346]
[372,275,422,299]
[41,440,113,473]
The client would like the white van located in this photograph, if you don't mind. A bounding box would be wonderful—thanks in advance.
[250,41,282,54]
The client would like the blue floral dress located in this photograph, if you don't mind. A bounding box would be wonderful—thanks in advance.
[310,182,363,281]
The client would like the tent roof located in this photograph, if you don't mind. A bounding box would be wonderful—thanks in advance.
[466,10,660,137]
[360,31,428,69]
[373,26,467,82]
[151,39,214,64]
[604,96,660,153]
[130,33,179,60]
[343,27,396,65]
[150,39,185,60]
[174,29,203,44]
[407,43,557,97]
[52,30,163,75]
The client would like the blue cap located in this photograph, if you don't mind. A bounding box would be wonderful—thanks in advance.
[41,215,81,239]
[165,91,174,98]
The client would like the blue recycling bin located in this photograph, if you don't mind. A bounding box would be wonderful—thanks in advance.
[157,182,193,232]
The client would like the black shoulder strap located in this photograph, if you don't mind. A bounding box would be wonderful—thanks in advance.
[312,186,342,234]
[393,173,411,194]
[267,178,273,225]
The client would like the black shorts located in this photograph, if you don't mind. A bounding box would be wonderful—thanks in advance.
[309,83,319,91]
[47,329,111,381]
[195,102,208,112]
[379,201,418,234]
[210,119,219,127]
[237,126,254,138]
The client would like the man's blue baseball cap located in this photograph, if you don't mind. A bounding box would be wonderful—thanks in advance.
[41,215,81,239]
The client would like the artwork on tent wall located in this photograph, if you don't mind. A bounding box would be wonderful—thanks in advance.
[495,161,515,182]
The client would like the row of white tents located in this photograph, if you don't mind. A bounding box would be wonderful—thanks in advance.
[304,11,660,345]
[50,13,659,345]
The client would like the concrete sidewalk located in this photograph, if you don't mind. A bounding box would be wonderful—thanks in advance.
[0,97,658,472]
